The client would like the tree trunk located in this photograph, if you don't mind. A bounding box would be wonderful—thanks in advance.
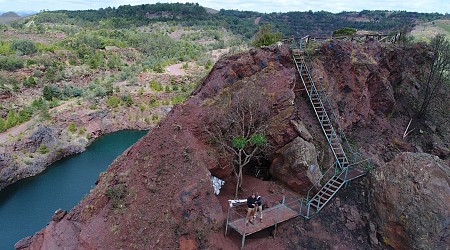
[234,152,243,198]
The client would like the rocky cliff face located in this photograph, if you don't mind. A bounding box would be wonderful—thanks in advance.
[370,152,450,249]
[18,40,450,249]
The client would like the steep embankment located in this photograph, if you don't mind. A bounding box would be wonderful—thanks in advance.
[18,40,449,249]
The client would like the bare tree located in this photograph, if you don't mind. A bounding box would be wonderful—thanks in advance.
[418,34,450,117]
[206,82,271,198]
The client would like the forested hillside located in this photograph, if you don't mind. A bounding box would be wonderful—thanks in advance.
[8,4,448,38]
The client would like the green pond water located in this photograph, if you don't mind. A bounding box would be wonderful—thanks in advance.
[0,130,147,249]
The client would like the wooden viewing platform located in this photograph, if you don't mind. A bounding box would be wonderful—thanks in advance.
[227,204,299,236]
[225,197,302,249]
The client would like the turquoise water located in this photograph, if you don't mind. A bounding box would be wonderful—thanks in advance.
[0,130,147,249]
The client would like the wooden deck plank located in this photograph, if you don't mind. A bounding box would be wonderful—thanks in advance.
[228,204,299,236]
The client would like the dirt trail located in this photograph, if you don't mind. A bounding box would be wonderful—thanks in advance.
[166,63,188,76]
[0,120,33,144]
[0,100,77,144]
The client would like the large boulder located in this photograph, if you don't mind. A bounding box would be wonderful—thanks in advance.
[369,152,450,250]
[270,136,322,194]
[21,125,55,153]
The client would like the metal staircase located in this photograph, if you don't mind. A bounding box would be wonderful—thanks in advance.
[293,49,349,171]
[291,36,369,219]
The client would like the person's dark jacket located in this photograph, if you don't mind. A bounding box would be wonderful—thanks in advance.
[256,196,263,206]
[247,196,257,208]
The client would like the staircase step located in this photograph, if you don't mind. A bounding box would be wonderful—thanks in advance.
[310,197,325,207]
[316,110,326,115]
[309,201,319,209]
[328,181,342,189]
[318,190,334,198]
[322,186,337,194]
[331,178,344,184]
[338,160,349,165]
[332,147,344,152]
[315,194,328,201]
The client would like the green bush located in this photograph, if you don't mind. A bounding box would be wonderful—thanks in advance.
[205,59,213,70]
[36,144,50,154]
[171,94,186,104]
[33,69,43,77]
[121,94,133,107]
[86,82,106,98]
[62,84,83,98]
[105,183,127,209]
[17,107,33,123]
[22,76,37,87]
[0,41,13,55]
[149,95,158,107]
[106,96,121,108]
[43,84,61,100]
[150,80,163,91]
[0,56,24,70]
[10,39,38,55]
[152,63,165,73]
[68,122,76,133]
[333,27,357,37]
[251,24,282,47]
[31,97,46,110]
[88,51,106,69]
[0,118,5,132]
[44,65,64,82]
[107,53,122,69]
[5,110,17,129]
[36,42,61,52]
[139,104,146,112]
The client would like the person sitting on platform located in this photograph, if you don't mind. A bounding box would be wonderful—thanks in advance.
[246,192,257,225]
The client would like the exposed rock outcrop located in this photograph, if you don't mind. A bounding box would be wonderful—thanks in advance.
[369,152,450,249]
[270,136,322,194]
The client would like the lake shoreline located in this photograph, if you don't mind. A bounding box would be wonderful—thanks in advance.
[0,130,148,249]
[0,99,165,192]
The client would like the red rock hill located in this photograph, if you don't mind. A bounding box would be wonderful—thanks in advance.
[18,40,449,249]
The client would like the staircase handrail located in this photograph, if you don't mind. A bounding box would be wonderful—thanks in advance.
[300,46,366,167]
[347,156,373,171]
[314,80,357,160]
[300,58,348,170]
[305,162,340,203]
